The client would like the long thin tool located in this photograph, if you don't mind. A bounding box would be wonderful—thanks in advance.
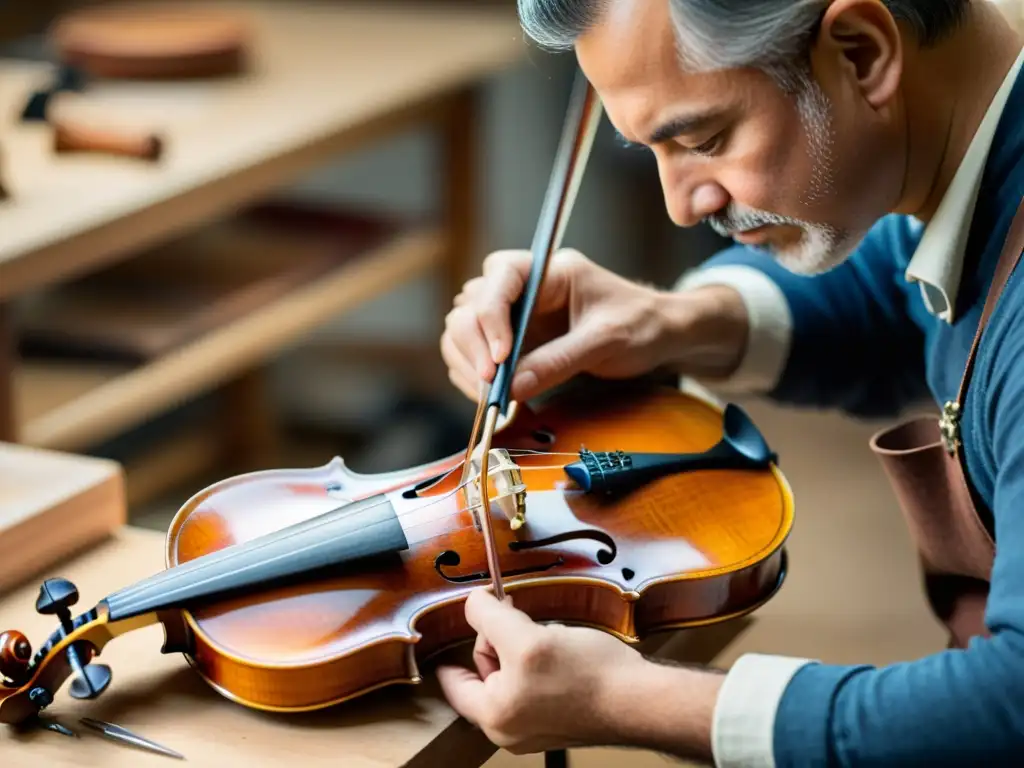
[458,69,604,602]
[79,717,186,760]
[38,717,76,737]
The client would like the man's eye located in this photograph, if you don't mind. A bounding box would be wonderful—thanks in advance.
[689,134,723,157]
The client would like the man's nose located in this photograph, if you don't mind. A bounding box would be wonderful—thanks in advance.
[667,181,730,228]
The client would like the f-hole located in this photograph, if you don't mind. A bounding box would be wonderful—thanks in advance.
[509,529,617,565]
[531,428,556,446]
[402,471,447,499]
[433,550,564,584]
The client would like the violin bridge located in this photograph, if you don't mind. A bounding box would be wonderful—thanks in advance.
[465,449,527,531]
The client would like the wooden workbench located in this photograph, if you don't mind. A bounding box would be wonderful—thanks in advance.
[0,1,525,475]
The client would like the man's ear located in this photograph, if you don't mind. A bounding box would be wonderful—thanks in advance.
[811,0,903,110]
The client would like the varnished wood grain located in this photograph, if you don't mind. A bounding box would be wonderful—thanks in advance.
[51,3,250,80]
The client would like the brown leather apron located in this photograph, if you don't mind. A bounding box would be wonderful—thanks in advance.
[869,199,1024,649]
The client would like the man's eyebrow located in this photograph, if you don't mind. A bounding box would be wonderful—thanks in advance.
[647,111,723,144]
[613,111,723,149]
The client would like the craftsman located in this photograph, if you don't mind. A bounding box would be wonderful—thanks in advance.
[436,0,1024,766]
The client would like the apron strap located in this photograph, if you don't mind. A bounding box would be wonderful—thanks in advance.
[955,199,1024,405]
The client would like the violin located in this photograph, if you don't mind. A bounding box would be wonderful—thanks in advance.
[0,71,794,731]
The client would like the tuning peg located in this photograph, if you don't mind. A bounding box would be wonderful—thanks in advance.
[68,663,112,700]
[35,578,79,632]
[0,630,32,685]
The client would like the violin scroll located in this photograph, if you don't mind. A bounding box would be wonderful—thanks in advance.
[0,631,32,687]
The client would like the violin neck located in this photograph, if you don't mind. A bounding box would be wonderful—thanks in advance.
[102,493,408,621]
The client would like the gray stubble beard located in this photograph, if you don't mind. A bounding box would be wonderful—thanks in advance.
[705,70,862,276]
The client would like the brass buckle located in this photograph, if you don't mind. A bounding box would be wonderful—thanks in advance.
[939,400,962,455]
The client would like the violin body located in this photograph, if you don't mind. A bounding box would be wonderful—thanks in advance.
[172,382,791,712]
[0,381,793,724]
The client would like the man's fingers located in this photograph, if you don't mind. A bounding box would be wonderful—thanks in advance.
[464,589,539,656]
[453,276,484,307]
[441,335,474,387]
[441,332,485,398]
[473,631,500,679]
[445,305,496,381]
[479,251,533,364]
[482,249,533,279]
[513,329,604,402]
[435,664,491,725]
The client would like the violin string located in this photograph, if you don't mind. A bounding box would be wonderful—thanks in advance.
[106,488,534,617]
[110,435,631,610]
[109,456,578,606]
[108,512,486,618]
[320,447,579,524]
[111,484,475,605]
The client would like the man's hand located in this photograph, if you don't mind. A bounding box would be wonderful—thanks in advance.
[435,588,724,761]
[441,248,749,403]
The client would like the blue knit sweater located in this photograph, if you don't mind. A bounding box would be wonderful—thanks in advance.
[699,69,1024,764]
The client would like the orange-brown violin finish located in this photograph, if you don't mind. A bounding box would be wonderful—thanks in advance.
[0,380,793,723]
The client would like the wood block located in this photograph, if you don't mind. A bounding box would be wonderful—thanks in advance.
[0,442,125,595]
[51,2,252,80]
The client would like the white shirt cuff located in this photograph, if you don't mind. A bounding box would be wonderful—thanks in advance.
[711,653,815,768]
[674,265,793,394]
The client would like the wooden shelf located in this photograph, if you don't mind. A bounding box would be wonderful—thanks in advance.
[13,224,447,453]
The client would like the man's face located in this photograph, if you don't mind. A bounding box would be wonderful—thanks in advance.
[575,0,907,275]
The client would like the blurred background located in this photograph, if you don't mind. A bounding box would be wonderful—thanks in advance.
[0,0,727,522]
[1,1,1020,766]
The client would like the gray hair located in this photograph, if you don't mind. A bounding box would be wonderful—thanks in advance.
[518,0,970,82]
